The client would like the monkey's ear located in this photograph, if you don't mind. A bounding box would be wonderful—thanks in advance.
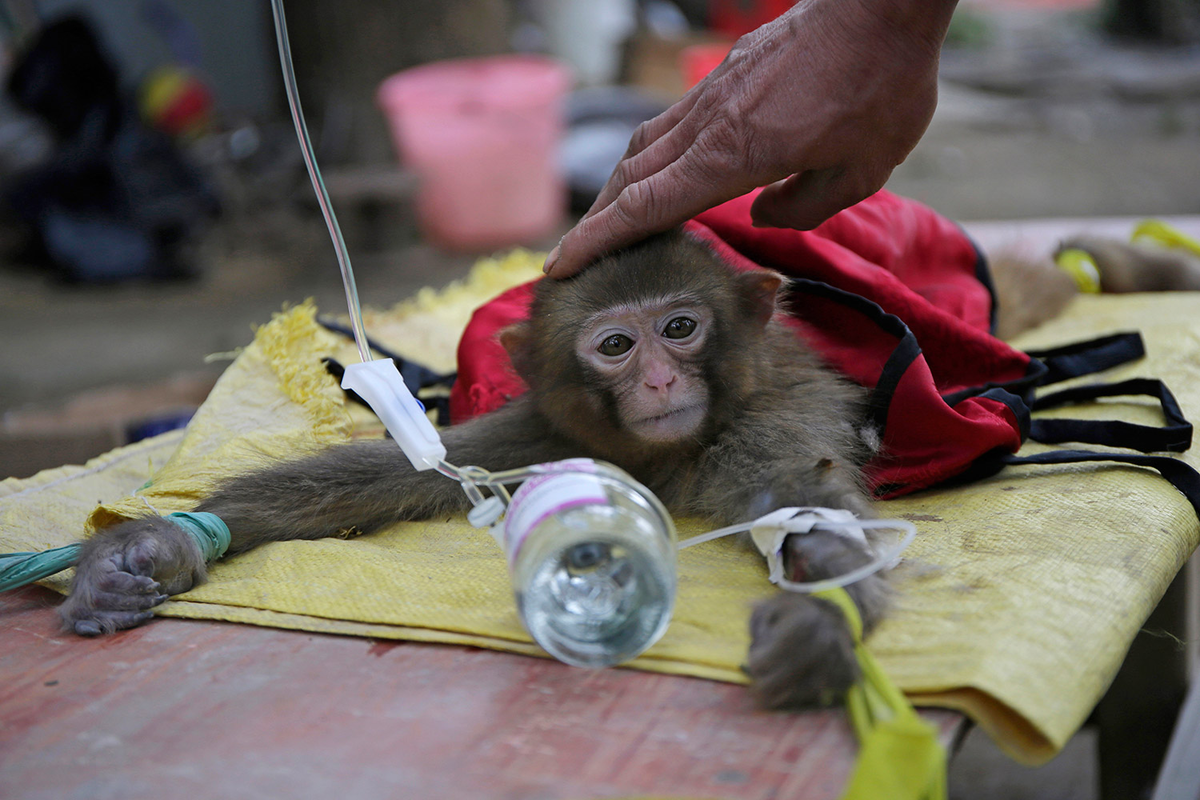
[498,322,535,380]
[736,269,785,327]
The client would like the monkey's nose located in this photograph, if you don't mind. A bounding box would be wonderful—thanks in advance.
[644,373,677,393]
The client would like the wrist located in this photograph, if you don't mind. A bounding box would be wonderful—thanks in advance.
[855,0,960,51]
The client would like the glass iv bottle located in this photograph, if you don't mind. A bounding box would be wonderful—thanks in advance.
[499,460,677,668]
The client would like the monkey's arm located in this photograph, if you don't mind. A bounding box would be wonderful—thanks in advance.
[684,382,890,709]
[60,399,578,635]
[684,367,878,523]
[200,398,579,554]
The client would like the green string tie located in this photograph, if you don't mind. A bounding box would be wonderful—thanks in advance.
[166,511,231,562]
[814,586,948,800]
[0,512,230,593]
[0,543,82,593]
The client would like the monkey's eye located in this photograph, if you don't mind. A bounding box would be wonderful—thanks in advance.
[598,334,633,356]
[663,317,697,340]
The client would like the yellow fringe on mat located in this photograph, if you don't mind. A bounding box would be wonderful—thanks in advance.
[89,303,354,531]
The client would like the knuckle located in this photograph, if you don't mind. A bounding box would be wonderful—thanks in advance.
[613,178,669,231]
[627,120,655,154]
[692,117,744,174]
[610,182,651,228]
[609,157,638,192]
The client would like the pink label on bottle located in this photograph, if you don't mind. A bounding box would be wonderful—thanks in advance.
[503,460,606,566]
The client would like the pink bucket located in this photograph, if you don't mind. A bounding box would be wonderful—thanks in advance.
[378,55,571,250]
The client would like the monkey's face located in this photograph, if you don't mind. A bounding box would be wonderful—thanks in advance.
[578,299,713,444]
[505,230,783,460]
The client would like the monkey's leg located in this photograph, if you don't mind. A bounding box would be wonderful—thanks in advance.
[735,464,889,709]
[689,446,890,707]
[989,236,1200,339]
[988,253,1079,340]
[744,530,888,709]
[1059,235,1200,294]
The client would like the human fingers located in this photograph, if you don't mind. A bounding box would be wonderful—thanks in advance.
[749,166,889,231]
[546,145,740,278]
[581,97,730,233]
[577,85,705,225]
[546,72,734,276]
[583,112,700,226]
[544,108,697,278]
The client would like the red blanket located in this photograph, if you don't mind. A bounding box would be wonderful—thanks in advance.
[450,190,1037,497]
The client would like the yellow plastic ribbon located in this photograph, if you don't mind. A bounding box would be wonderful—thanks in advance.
[1132,219,1200,256]
[813,586,948,800]
[1055,249,1102,294]
[1056,219,1200,296]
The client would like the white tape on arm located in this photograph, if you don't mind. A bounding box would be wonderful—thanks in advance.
[748,507,914,593]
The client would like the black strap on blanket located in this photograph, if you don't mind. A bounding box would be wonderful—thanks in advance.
[317,316,456,393]
[999,331,1200,518]
[776,283,1199,511]
[939,332,1145,409]
[316,317,457,427]
[1026,332,1146,387]
[1018,332,1194,454]
[1030,378,1193,453]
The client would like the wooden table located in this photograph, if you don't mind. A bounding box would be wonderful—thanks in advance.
[0,585,965,799]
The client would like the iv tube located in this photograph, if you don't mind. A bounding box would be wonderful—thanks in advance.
[269,0,372,364]
[268,0,488,489]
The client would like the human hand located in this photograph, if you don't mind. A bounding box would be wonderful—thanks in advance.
[544,0,958,278]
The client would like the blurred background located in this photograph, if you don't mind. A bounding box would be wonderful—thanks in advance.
[0,0,1197,797]
[2,0,1199,476]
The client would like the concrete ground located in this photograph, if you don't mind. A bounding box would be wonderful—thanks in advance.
[952,727,1100,800]
[1,2,1198,798]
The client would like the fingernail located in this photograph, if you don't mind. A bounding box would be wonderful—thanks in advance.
[542,243,560,275]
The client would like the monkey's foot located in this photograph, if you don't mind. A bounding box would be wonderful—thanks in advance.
[59,517,206,636]
[744,591,859,709]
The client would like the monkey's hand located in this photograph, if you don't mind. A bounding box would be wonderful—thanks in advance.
[59,516,207,636]
[746,591,859,707]
[743,529,888,709]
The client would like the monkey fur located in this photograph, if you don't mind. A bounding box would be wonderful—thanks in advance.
[56,230,1200,708]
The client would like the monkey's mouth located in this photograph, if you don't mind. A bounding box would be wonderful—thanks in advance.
[630,404,705,442]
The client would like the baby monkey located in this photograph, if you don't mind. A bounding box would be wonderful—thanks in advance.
[57,229,1200,709]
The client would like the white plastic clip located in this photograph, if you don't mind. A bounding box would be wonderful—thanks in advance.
[749,507,916,593]
[341,359,447,471]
